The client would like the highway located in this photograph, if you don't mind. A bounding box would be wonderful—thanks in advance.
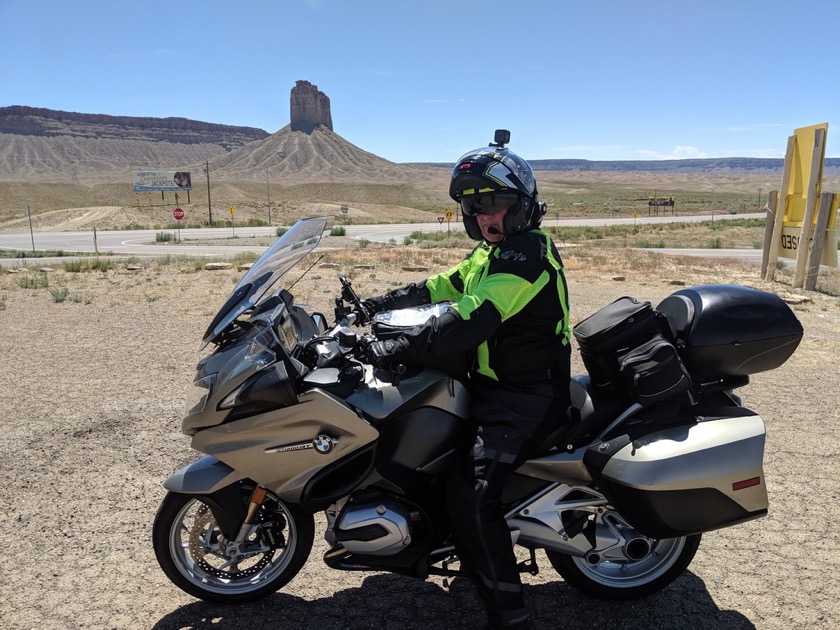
[0,212,797,268]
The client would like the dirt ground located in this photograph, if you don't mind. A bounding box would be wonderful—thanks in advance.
[0,244,838,630]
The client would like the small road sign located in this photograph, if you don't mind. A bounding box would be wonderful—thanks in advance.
[173,207,184,221]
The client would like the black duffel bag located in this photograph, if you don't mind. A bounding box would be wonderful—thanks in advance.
[573,297,663,389]
[573,296,691,406]
[618,333,692,406]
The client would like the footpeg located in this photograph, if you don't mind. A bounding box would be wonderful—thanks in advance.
[517,546,539,576]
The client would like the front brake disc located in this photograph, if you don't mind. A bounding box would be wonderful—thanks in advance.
[187,507,271,580]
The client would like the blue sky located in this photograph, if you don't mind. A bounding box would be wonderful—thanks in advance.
[1,0,837,163]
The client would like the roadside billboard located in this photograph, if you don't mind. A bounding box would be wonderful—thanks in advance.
[133,171,192,192]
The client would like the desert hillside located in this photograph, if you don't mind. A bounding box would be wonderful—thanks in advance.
[1,93,837,231]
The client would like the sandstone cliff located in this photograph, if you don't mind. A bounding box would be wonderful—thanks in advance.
[289,80,333,133]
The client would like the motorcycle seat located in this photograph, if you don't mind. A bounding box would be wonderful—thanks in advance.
[555,375,629,452]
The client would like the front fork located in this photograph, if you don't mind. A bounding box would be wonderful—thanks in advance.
[224,486,271,557]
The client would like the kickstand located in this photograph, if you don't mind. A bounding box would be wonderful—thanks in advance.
[517,547,539,576]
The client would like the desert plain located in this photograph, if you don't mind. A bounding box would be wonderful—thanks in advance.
[0,222,838,630]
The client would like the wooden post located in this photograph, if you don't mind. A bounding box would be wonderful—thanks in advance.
[765,135,795,281]
[760,190,778,278]
[793,128,827,288]
[803,192,835,291]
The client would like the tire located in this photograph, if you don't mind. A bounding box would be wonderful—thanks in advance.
[546,534,701,600]
[152,486,314,604]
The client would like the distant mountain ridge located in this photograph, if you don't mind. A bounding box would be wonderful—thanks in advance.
[419,156,840,175]
[1,105,837,181]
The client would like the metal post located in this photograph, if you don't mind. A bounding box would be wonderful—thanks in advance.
[205,160,213,226]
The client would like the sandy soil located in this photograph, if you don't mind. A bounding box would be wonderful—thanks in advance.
[0,245,838,630]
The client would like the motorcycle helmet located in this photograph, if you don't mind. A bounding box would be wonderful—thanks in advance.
[449,133,545,240]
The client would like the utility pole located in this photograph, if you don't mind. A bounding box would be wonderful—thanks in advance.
[204,160,213,226]
[266,171,272,225]
[27,206,35,252]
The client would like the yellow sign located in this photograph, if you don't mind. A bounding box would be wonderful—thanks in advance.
[229,207,235,216]
[777,225,838,266]
[782,123,832,228]
[445,208,453,222]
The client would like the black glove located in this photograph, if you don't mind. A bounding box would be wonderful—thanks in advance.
[363,336,410,369]
[361,296,386,318]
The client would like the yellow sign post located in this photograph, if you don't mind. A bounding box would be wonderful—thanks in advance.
[763,123,836,284]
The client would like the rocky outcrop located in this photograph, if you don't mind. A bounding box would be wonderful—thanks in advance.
[289,80,333,133]
[0,106,268,147]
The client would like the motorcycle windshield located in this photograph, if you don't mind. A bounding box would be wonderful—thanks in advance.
[202,216,334,346]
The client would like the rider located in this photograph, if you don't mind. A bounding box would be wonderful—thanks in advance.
[362,132,572,630]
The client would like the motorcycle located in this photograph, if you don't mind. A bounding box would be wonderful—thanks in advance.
[153,216,803,604]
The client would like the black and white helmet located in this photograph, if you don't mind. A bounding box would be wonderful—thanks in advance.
[449,136,545,240]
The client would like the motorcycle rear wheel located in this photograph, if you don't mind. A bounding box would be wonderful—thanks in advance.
[153,486,314,604]
[546,534,701,600]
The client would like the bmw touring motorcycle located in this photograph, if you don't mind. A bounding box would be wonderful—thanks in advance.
[153,216,803,603]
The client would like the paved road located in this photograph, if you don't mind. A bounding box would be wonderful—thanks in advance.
[0,212,808,268]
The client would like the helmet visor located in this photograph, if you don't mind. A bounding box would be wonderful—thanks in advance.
[460,191,521,216]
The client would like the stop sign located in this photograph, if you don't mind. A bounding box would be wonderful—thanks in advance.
[173,207,184,221]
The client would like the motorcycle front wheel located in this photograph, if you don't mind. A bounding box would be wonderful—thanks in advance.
[546,534,701,600]
[153,486,314,604]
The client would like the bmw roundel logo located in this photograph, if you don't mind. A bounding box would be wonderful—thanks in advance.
[312,435,336,454]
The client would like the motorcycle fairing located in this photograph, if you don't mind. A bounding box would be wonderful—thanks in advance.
[163,455,247,494]
[348,366,470,493]
[190,388,379,504]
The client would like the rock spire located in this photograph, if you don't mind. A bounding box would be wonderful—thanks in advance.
[289,80,333,133]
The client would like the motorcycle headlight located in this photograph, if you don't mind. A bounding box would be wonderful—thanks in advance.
[184,373,216,417]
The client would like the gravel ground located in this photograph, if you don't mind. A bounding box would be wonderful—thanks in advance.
[0,246,838,630]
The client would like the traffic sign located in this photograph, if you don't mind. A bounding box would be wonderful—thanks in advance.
[173,207,184,221]
[437,216,445,224]
[445,208,453,222]
[229,207,235,216]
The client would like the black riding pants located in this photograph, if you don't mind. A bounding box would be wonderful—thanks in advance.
[445,378,569,628]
